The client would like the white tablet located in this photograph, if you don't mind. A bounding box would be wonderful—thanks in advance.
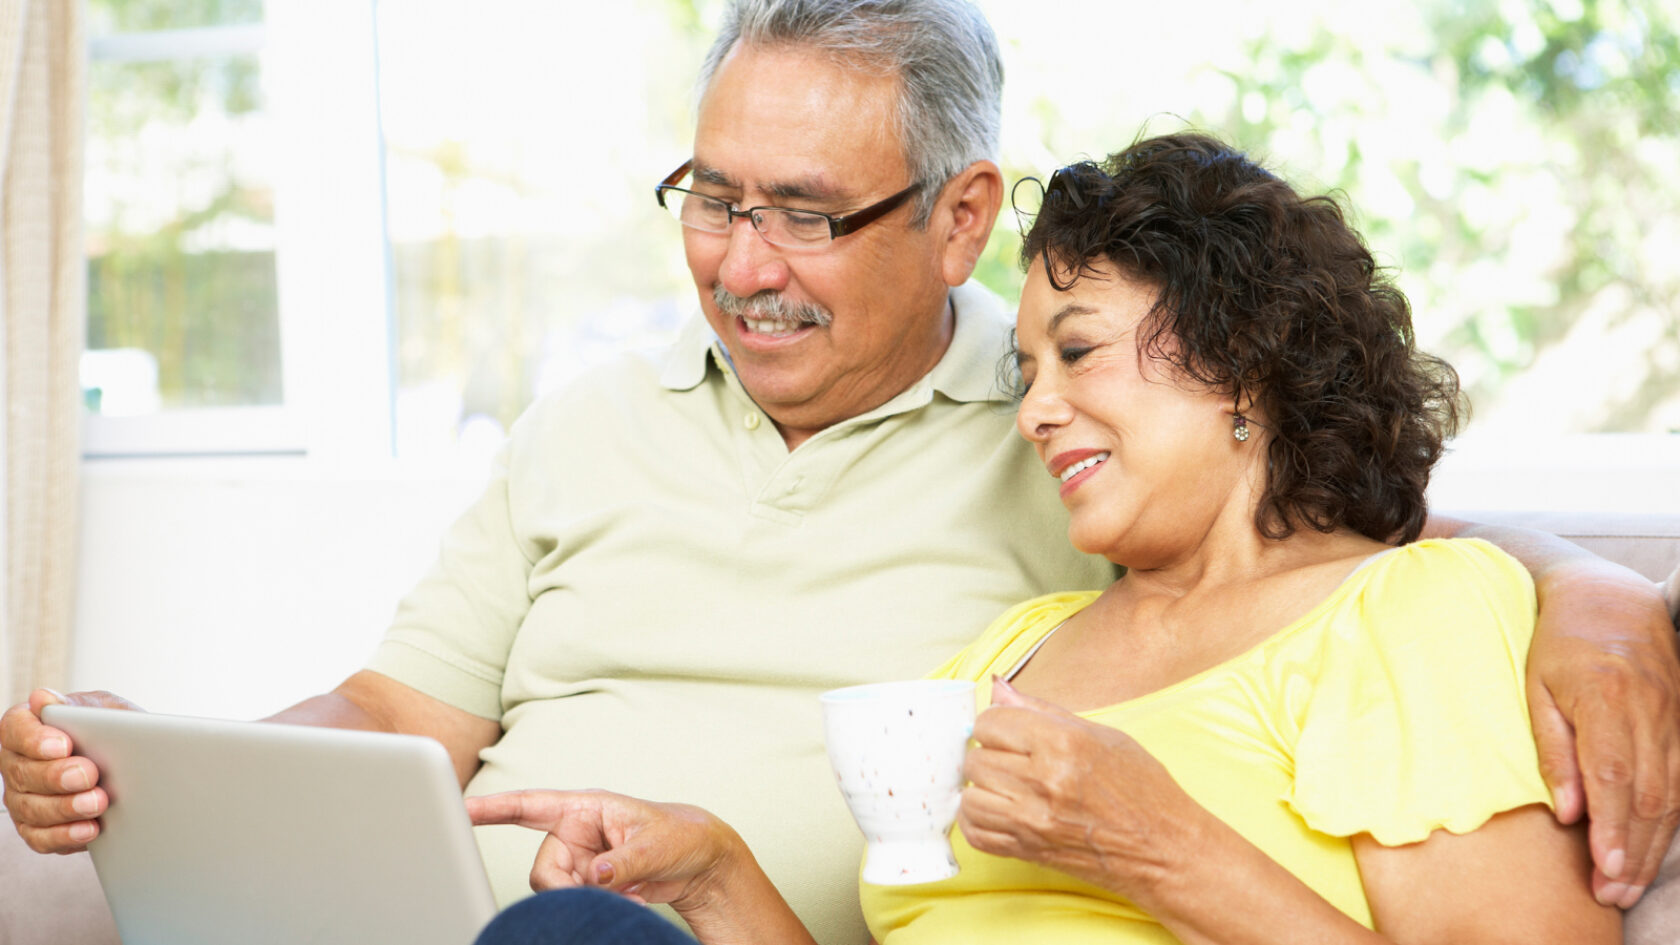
[41,704,498,945]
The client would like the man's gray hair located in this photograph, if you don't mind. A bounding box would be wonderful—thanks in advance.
[698,0,1003,228]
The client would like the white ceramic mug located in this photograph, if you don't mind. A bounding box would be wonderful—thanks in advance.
[820,679,976,885]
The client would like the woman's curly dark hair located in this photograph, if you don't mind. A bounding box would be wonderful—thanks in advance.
[1019,132,1462,545]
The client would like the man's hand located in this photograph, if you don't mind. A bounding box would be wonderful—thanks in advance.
[1426,515,1680,908]
[1526,566,1680,909]
[1,688,142,853]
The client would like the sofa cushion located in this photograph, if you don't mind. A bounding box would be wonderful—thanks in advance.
[0,822,117,945]
[1627,831,1680,945]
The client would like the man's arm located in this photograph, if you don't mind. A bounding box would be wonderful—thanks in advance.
[266,671,500,789]
[2,672,500,853]
[1423,513,1680,908]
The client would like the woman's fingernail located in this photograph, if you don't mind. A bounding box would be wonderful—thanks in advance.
[1620,885,1646,909]
[1604,848,1626,880]
[68,823,96,843]
[71,792,100,816]
[594,861,615,886]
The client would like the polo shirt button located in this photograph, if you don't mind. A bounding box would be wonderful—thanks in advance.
[744,412,761,431]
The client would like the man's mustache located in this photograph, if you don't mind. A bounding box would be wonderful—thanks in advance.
[712,285,833,328]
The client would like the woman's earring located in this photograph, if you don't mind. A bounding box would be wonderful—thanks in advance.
[1233,414,1250,442]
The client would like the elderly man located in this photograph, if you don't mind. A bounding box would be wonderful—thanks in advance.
[5,2,1679,943]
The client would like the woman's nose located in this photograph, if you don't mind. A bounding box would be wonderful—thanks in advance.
[1016,373,1070,442]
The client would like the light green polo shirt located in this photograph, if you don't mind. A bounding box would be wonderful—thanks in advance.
[367,281,1116,945]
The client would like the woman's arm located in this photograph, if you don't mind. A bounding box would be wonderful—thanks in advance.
[467,790,819,945]
[1355,804,1617,944]
[1424,514,1680,905]
[961,679,1619,945]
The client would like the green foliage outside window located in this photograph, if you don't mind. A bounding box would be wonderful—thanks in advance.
[84,0,280,412]
[971,0,1680,434]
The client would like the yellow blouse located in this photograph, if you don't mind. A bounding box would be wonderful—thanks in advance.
[861,539,1551,945]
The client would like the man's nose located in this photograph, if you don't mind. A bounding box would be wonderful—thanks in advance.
[717,216,790,298]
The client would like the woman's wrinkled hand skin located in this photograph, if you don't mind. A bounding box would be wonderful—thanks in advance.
[957,677,1210,907]
[467,789,739,909]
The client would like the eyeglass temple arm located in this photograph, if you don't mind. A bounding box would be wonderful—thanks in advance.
[655,159,694,207]
[829,182,918,239]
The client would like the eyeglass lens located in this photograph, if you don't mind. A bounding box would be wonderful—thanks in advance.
[666,190,834,247]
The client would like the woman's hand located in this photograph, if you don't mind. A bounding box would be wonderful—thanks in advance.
[468,790,819,945]
[957,677,1210,904]
[467,789,737,908]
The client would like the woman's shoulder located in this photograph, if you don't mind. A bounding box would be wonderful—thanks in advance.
[1356,537,1535,608]
[1303,537,1538,670]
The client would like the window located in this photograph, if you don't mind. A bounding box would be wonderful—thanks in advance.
[83,0,1679,510]
[83,0,389,460]
[374,0,702,463]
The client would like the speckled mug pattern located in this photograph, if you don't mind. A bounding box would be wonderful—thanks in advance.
[820,679,977,885]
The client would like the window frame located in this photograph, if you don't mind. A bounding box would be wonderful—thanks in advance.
[81,2,393,463]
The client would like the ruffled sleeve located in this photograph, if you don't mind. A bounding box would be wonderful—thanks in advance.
[1287,539,1551,846]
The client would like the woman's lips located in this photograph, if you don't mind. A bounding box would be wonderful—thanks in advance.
[1052,450,1110,497]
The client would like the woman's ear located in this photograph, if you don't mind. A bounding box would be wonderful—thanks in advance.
[934,160,1004,287]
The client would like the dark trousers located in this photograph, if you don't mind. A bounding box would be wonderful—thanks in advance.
[473,888,700,945]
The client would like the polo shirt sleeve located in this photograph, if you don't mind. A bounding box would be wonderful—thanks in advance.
[365,437,535,720]
[1287,539,1551,845]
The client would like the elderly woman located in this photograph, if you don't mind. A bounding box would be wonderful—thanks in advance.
[467,133,1620,944]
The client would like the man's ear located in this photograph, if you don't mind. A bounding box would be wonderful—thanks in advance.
[933,160,1004,287]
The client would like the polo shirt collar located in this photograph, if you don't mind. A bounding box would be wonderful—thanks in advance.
[927,280,1017,405]
[657,280,1018,407]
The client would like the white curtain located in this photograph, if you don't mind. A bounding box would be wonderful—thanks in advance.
[0,0,84,707]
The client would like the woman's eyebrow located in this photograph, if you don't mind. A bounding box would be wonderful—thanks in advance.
[1047,304,1100,333]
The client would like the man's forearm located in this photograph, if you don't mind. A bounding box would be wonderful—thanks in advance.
[264,691,388,729]
[1423,514,1664,591]
[263,670,499,788]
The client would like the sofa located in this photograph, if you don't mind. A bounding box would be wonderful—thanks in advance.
[4,509,1679,945]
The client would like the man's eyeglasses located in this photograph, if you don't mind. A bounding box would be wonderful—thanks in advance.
[654,160,920,249]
